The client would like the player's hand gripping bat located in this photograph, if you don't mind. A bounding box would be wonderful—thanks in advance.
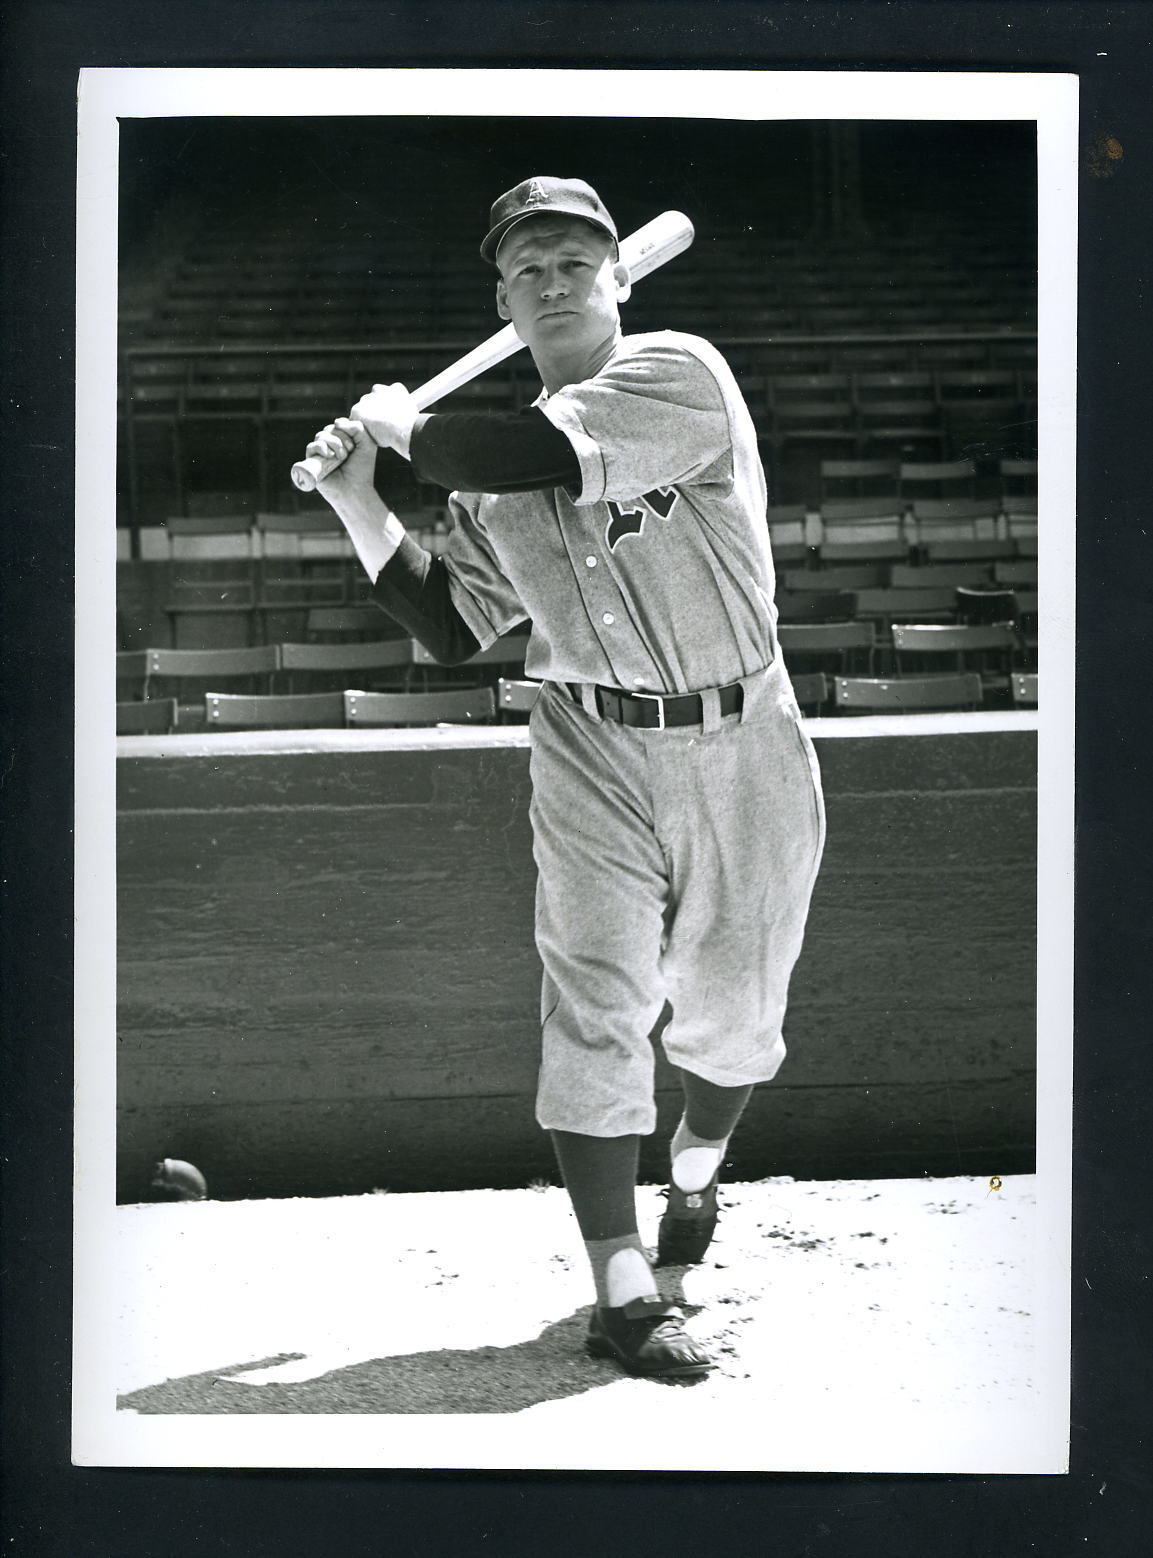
[290,209,695,492]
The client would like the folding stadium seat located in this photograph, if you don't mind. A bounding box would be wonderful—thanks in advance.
[275,639,413,694]
[1011,672,1038,708]
[161,517,260,648]
[854,400,946,461]
[305,606,388,642]
[993,559,1039,589]
[816,499,910,566]
[890,624,1019,697]
[819,459,901,503]
[919,536,1017,566]
[774,589,859,625]
[264,360,354,422]
[409,632,529,688]
[254,511,353,626]
[832,673,984,715]
[787,672,831,715]
[907,498,1002,549]
[998,459,1039,545]
[953,586,1021,627]
[116,698,179,736]
[889,562,991,590]
[851,587,958,628]
[767,375,858,504]
[849,369,945,459]
[766,503,812,566]
[781,565,887,594]
[118,646,280,720]
[776,621,878,677]
[204,691,347,730]
[933,370,1025,455]
[343,688,496,727]
[898,459,977,503]
[496,678,543,721]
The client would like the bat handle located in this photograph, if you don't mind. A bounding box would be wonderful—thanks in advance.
[290,450,343,493]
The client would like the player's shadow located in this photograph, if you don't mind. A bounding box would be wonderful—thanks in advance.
[117,1280,706,1416]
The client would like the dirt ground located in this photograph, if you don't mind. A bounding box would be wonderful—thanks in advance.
[80,1172,1066,1473]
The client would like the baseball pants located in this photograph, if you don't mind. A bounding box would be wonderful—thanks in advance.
[529,654,826,1137]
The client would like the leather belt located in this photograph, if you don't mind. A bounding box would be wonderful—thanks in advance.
[565,680,744,730]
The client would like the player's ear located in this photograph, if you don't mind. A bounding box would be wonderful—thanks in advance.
[612,260,632,304]
[496,279,511,321]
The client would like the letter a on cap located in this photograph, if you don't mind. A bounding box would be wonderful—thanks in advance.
[524,179,549,205]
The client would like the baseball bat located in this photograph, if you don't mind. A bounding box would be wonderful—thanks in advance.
[290,209,695,492]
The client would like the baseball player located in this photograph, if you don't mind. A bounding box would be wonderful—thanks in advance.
[307,177,825,1380]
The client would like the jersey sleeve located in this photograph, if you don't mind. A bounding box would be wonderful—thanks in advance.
[409,408,580,494]
[440,490,530,650]
[369,533,481,665]
[537,336,732,507]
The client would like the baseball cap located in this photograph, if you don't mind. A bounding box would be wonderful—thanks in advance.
[481,176,619,265]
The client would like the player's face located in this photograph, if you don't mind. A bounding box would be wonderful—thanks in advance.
[495,217,629,372]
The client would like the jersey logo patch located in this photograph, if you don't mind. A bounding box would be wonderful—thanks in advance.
[605,487,680,551]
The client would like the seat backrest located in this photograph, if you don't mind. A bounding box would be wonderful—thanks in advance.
[774,590,859,624]
[891,623,1017,654]
[788,672,830,710]
[889,563,989,589]
[305,606,384,639]
[819,498,905,522]
[117,698,178,736]
[777,621,876,652]
[819,459,900,482]
[1012,672,1039,706]
[922,538,1017,564]
[852,588,956,618]
[343,687,496,727]
[278,640,412,673]
[410,636,528,668]
[954,587,1019,625]
[833,673,984,712]
[140,645,280,679]
[165,516,255,561]
[782,565,885,592]
[204,691,346,729]
[993,560,1038,587]
[497,678,542,714]
[899,459,977,487]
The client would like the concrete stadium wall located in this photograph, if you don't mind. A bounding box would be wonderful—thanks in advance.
[116,725,1037,1201]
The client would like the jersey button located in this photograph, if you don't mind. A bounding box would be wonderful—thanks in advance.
[601,612,615,626]
[585,555,598,568]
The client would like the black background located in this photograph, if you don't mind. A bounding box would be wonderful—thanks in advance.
[2,2,1151,1553]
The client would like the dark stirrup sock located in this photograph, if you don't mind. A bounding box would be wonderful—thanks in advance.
[549,1129,641,1241]
[671,1075,754,1192]
[550,1129,657,1308]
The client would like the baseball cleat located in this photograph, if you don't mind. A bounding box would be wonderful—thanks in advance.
[586,1295,716,1378]
[655,1173,720,1266]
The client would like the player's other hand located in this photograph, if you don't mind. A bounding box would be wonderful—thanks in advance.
[307,418,376,502]
[349,382,419,458]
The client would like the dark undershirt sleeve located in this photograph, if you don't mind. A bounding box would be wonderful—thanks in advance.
[409,407,580,493]
[369,532,482,666]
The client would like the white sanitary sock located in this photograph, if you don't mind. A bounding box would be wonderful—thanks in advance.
[670,1118,727,1193]
[586,1234,657,1308]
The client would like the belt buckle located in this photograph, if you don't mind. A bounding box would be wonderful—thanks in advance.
[631,690,667,730]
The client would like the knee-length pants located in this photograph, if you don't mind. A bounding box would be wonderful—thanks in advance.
[529,656,826,1137]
